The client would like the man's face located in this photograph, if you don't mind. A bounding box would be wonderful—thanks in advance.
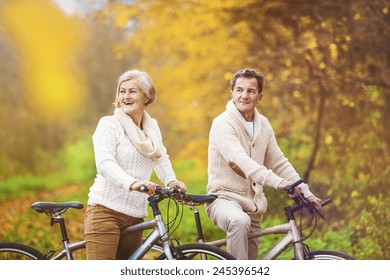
[231,77,263,121]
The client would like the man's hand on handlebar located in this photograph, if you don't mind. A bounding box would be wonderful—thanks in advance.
[280,179,323,210]
[277,180,302,198]
[306,195,323,209]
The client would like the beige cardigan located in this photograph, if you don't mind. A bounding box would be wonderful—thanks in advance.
[207,101,313,216]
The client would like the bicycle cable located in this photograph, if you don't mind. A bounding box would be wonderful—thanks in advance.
[298,206,318,242]
[165,197,183,236]
[169,197,184,235]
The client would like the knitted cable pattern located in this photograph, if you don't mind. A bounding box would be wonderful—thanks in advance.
[87,114,177,218]
[207,101,313,216]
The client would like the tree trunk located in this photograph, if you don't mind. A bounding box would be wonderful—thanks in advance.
[304,81,326,183]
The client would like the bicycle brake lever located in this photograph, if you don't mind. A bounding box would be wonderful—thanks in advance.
[309,203,325,219]
[293,194,306,205]
[316,208,325,219]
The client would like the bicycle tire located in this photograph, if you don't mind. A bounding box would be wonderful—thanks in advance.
[156,243,236,260]
[0,242,48,260]
[307,250,355,260]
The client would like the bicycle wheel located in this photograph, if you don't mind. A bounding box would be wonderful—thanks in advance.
[0,242,48,260]
[156,243,236,260]
[307,250,355,260]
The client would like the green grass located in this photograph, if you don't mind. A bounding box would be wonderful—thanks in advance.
[0,135,96,202]
[0,172,90,202]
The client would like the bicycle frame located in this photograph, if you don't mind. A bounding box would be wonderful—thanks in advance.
[122,214,174,260]
[183,189,333,260]
[206,219,305,260]
[48,193,177,260]
[52,240,86,260]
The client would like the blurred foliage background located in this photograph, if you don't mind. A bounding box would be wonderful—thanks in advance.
[0,0,388,259]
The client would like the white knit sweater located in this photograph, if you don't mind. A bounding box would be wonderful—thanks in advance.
[207,101,313,216]
[87,115,177,218]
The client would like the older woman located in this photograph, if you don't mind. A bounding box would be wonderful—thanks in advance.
[84,69,186,260]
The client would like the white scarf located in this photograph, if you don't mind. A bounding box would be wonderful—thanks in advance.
[114,108,162,162]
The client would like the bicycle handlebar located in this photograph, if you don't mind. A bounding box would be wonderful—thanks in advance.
[285,179,305,195]
[321,197,332,207]
[140,185,186,200]
[284,179,333,220]
[143,181,333,219]
[140,185,215,206]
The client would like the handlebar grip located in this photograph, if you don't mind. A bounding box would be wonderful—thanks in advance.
[140,185,162,193]
[286,179,304,194]
[321,197,332,207]
[166,187,177,195]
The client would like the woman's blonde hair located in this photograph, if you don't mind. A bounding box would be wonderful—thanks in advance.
[114,69,156,108]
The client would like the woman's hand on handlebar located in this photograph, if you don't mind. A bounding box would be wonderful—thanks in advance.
[167,180,187,192]
[130,181,157,196]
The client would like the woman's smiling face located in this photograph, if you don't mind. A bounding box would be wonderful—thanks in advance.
[119,78,148,118]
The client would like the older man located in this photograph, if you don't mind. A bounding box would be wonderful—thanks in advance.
[206,68,322,259]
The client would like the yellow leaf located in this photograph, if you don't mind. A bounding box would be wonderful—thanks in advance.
[353,13,361,21]
[266,73,274,81]
[304,54,312,62]
[329,43,338,62]
[293,90,301,98]
[308,39,317,49]
[334,197,341,207]
[285,58,292,67]
[358,172,366,181]
[324,134,333,145]
[351,190,359,198]
[224,72,233,81]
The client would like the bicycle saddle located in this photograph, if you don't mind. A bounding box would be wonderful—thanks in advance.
[31,201,84,215]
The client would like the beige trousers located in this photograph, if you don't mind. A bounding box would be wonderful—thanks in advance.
[207,198,261,260]
[84,204,144,260]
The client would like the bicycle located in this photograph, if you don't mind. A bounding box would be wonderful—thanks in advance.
[150,179,355,260]
[0,186,235,260]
